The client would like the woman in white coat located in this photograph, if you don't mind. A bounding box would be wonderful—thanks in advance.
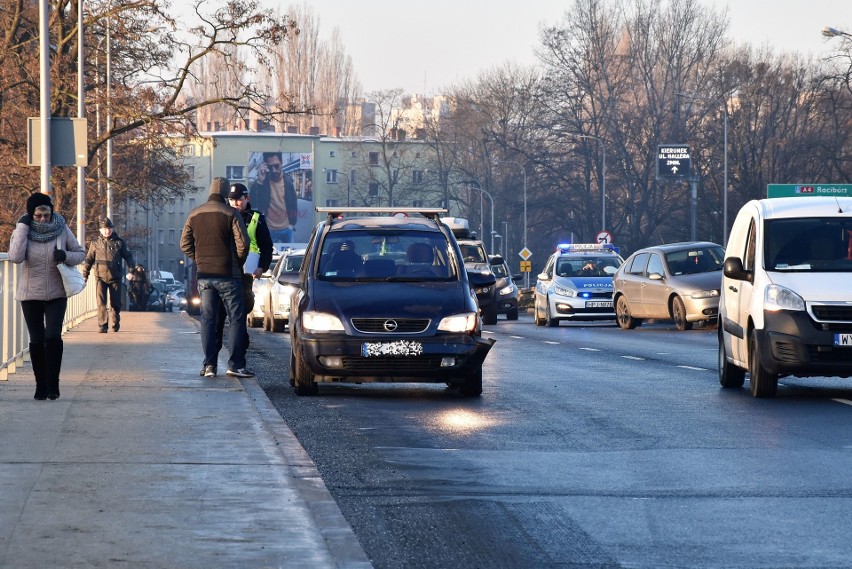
[8,193,85,400]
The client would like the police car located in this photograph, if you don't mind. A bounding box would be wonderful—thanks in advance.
[534,243,624,326]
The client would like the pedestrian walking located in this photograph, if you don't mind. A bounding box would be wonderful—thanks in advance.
[180,177,254,379]
[8,192,86,400]
[82,218,135,332]
[127,264,152,311]
[215,182,273,355]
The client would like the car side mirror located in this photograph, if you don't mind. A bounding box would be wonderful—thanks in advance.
[648,272,664,281]
[537,272,549,281]
[723,257,752,282]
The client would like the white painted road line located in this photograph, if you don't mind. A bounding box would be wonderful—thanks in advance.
[510,335,524,339]
[677,365,708,371]
[833,399,852,407]
[580,347,601,352]
[621,355,644,361]
[544,341,560,345]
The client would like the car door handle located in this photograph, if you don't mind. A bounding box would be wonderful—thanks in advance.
[728,285,738,293]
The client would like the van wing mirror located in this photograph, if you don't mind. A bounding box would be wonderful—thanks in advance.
[723,257,752,282]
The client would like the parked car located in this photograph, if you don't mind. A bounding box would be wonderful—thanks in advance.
[247,257,278,328]
[612,241,724,331]
[167,289,188,312]
[262,248,305,332]
[289,207,495,396]
[534,243,624,326]
[148,281,169,312]
[489,255,520,320]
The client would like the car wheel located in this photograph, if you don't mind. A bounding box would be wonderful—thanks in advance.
[482,303,498,325]
[545,298,559,327]
[672,296,692,331]
[507,307,519,321]
[272,317,286,333]
[615,295,640,330]
[248,315,262,328]
[294,349,318,396]
[289,351,296,387]
[459,367,483,397]
[718,327,745,388]
[534,299,545,326]
[749,330,778,398]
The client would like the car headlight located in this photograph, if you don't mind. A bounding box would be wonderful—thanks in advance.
[302,311,345,332]
[190,297,201,306]
[553,284,578,297]
[499,284,515,296]
[438,313,478,333]
[764,285,805,312]
[690,289,720,299]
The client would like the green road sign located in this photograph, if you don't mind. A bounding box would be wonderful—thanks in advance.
[767,184,852,198]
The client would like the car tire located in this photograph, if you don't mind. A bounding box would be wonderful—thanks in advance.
[545,298,559,327]
[247,315,262,328]
[507,308,519,321]
[718,328,745,388]
[534,299,546,326]
[289,351,296,387]
[459,368,483,397]
[294,349,318,396]
[672,296,692,331]
[483,303,498,325]
[749,330,778,398]
[263,310,272,331]
[615,295,641,330]
[272,317,286,333]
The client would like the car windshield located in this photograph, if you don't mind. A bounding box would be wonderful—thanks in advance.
[665,246,725,275]
[458,243,487,263]
[766,218,852,272]
[491,262,509,278]
[318,230,457,281]
[556,256,621,277]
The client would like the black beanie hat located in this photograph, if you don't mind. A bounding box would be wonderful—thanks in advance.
[26,192,53,217]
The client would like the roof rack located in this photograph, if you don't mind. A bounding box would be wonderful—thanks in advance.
[316,207,447,223]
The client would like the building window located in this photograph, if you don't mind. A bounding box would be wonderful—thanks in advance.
[351,151,357,158]
[226,165,244,180]
[158,229,164,245]
[188,198,196,210]
[167,200,175,213]
[369,152,379,166]
[168,229,176,244]
[329,151,336,158]
[179,198,185,215]
[325,169,339,183]
[185,165,195,180]
[368,182,379,196]
[412,170,423,184]
[325,199,338,207]
[413,200,423,207]
[350,170,357,186]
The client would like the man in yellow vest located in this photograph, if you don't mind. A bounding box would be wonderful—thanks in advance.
[213,183,273,358]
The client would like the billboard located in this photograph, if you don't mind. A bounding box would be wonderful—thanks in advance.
[247,151,313,244]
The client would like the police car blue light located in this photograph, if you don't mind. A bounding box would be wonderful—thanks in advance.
[534,243,625,326]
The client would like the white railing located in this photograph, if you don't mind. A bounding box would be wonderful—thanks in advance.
[0,252,97,380]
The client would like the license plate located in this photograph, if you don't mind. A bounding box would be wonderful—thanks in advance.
[362,340,423,357]
[586,301,613,308]
[834,334,852,347]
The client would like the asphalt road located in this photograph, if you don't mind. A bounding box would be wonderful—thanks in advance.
[249,314,852,568]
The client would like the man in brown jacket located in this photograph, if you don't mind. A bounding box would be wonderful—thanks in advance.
[180,177,252,378]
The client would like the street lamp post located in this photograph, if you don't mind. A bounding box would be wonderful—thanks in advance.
[676,91,729,244]
[493,160,527,252]
[468,181,495,254]
[565,134,606,233]
[822,26,852,38]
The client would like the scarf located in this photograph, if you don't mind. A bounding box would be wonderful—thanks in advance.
[27,212,67,243]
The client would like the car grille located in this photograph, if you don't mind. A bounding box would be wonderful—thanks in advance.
[585,292,614,300]
[351,318,430,334]
[811,304,852,322]
[341,355,444,373]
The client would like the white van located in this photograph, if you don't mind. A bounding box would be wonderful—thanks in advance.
[152,270,176,286]
[718,196,852,397]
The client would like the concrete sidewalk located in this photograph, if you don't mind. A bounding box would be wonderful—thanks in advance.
[0,312,371,569]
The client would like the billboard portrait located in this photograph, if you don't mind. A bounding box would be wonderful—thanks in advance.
[247,151,313,245]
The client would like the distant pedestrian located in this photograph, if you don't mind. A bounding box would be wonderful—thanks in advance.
[215,182,273,355]
[8,192,85,400]
[180,177,254,379]
[82,218,135,332]
[127,264,152,311]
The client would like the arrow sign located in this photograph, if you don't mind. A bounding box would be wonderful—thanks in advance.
[657,144,691,179]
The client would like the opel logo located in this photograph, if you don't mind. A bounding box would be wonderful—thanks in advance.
[383,319,398,332]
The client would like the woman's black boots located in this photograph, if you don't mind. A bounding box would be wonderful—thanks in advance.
[44,339,63,400]
[30,342,47,400]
